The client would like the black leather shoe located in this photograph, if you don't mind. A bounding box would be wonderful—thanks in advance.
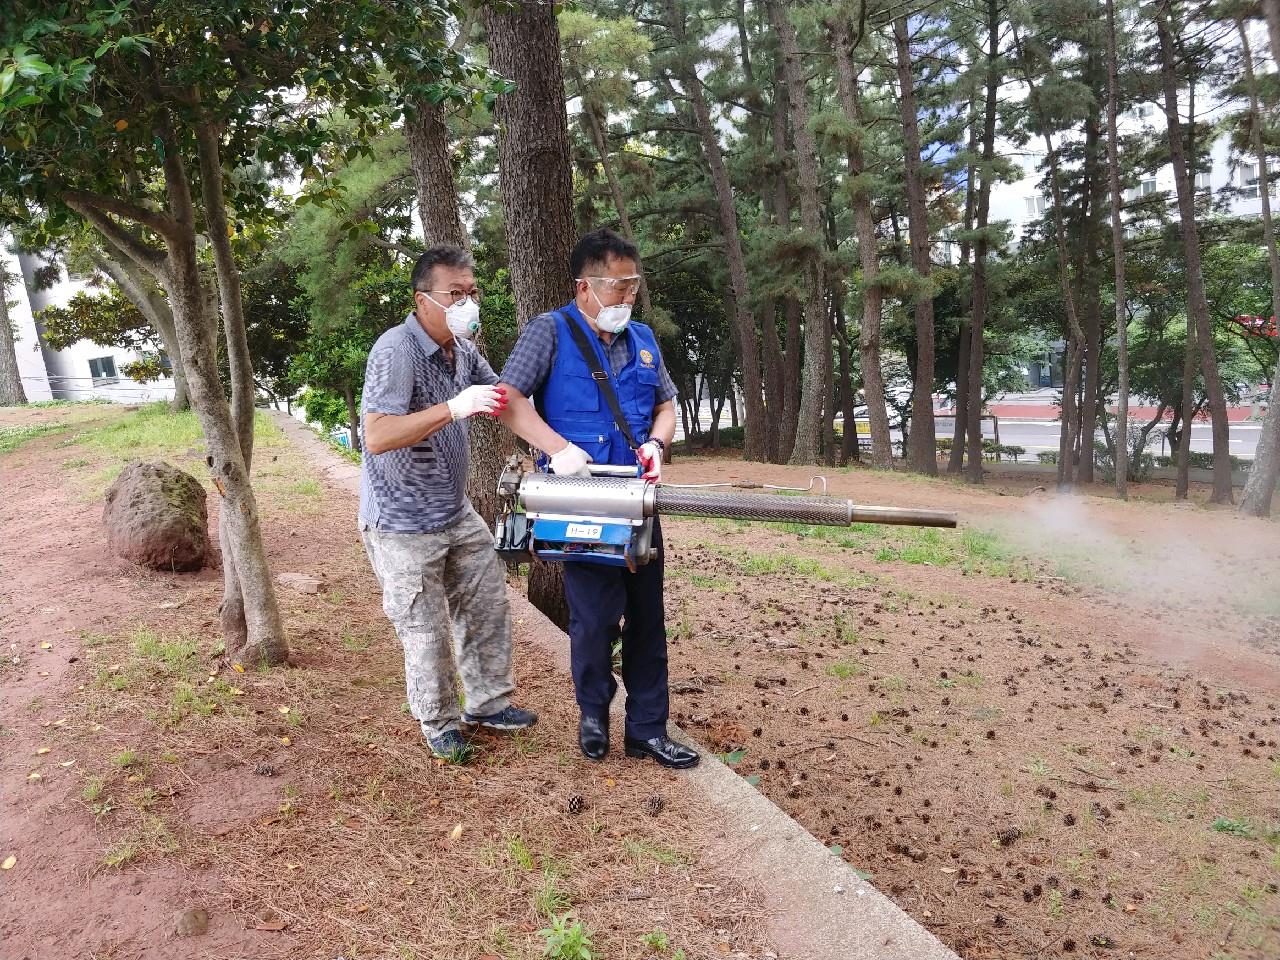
[579,714,609,761]
[624,735,700,769]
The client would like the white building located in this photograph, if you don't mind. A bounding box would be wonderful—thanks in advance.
[3,231,176,404]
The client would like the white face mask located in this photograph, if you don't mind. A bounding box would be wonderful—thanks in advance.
[587,286,632,333]
[429,295,481,340]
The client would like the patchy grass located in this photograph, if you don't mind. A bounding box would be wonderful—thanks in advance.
[762,520,1033,579]
[0,422,67,453]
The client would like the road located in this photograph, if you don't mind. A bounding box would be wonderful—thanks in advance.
[952,419,1262,459]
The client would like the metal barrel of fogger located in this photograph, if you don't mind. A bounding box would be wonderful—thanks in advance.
[652,487,957,528]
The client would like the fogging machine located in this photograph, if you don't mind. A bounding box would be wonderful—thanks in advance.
[493,457,958,570]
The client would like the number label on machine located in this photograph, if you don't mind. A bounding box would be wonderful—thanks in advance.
[566,523,603,540]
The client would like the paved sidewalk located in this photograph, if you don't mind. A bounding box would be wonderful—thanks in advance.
[270,411,959,960]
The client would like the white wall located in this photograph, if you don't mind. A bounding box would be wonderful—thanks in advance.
[16,249,175,404]
[2,236,54,402]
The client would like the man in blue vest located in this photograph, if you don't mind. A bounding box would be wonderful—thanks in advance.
[498,228,698,769]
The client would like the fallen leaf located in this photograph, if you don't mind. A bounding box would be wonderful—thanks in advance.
[605,777,617,787]
[403,878,415,886]
[90,724,102,732]
[278,706,290,715]
[254,919,289,931]
[285,863,300,871]
[26,772,41,782]
[429,798,440,807]
[449,823,463,840]
[1,855,14,870]
[39,642,52,650]
[35,747,50,755]
[716,944,731,955]
[37,671,49,677]
[53,718,68,726]
[114,119,128,131]
[60,760,75,768]
[232,662,245,673]
[353,904,369,914]
[279,736,291,746]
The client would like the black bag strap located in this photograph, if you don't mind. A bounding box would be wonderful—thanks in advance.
[557,310,640,450]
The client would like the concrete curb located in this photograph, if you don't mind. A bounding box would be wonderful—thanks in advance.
[269,411,958,960]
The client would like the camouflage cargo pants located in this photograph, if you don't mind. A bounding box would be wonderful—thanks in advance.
[362,507,514,739]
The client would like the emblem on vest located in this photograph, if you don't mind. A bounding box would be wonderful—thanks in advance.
[638,348,655,367]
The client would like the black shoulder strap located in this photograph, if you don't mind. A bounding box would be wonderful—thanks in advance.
[557,310,639,450]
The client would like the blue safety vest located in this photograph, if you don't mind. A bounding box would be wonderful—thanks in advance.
[537,304,661,467]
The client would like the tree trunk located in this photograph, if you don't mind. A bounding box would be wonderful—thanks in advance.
[767,0,827,465]
[967,0,1000,485]
[1155,5,1231,503]
[950,84,981,477]
[760,297,785,461]
[1106,0,1130,499]
[1076,76,1105,486]
[1238,18,1280,516]
[0,265,28,406]
[769,60,803,458]
[1175,325,1198,500]
[578,92,656,322]
[1011,22,1086,489]
[831,18,892,468]
[343,380,361,453]
[894,16,938,475]
[834,304,858,464]
[194,118,288,667]
[93,249,189,411]
[665,0,767,462]
[485,0,576,630]
[404,98,468,249]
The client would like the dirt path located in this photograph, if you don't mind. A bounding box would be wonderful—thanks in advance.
[0,409,772,960]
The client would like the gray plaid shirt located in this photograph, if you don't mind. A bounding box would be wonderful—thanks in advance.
[499,307,678,404]
[358,314,498,534]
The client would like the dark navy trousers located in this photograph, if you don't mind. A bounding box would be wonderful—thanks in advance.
[561,519,668,741]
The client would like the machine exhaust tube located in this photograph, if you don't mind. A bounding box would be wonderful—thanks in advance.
[652,488,957,529]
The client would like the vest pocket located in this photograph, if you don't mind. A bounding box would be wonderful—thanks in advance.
[560,370,602,411]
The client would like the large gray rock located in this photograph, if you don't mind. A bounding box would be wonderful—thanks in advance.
[103,461,209,572]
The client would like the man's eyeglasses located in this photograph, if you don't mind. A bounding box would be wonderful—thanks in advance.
[420,288,483,306]
[579,275,643,295]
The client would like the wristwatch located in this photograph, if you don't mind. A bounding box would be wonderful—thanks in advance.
[648,437,665,452]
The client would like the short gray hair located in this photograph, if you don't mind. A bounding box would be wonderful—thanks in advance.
[412,245,474,292]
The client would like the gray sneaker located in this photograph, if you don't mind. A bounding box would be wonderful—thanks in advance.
[461,704,538,731]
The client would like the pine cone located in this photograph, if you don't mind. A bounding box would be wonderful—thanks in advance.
[646,795,664,817]
[567,794,584,815]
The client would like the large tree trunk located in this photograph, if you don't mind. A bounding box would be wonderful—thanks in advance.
[0,265,27,406]
[404,99,468,249]
[1155,4,1232,503]
[195,118,288,667]
[894,16,938,475]
[404,87,511,528]
[1175,327,1198,500]
[1238,18,1280,516]
[966,0,1001,485]
[769,0,828,465]
[485,0,576,629]
[93,249,189,411]
[1106,0,1130,499]
[665,0,767,462]
[831,18,892,468]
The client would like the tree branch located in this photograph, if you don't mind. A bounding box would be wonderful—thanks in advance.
[64,198,167,278]
[60,188,178,239]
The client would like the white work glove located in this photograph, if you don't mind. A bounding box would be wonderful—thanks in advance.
[636,440,663,481]
[549,442,592,477]
[446,384,507,421]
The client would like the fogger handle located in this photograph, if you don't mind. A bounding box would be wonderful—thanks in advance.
[652,488,957,529]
